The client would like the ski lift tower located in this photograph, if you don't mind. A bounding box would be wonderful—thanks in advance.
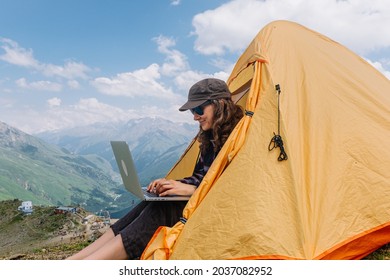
[97,209,111,225]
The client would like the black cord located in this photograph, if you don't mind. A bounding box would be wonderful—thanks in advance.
[268,133,288,161]
[268,84,288,161]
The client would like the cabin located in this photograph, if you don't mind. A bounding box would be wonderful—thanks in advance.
[54,206,77,214]
[18,201,33,214]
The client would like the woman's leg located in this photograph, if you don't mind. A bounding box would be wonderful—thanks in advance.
[66,228,115,260]
[82,233,128,260]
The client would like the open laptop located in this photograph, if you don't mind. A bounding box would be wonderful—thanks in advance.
[110,141,190,201]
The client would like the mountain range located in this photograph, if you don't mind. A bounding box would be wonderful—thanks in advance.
[36,118,198,183]
[0,118,197,214]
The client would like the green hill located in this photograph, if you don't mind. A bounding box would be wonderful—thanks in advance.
[0,121,137,212]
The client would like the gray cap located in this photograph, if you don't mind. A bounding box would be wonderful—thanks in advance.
[179,78,231,111]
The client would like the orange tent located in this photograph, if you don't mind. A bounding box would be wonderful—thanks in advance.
[142,20,390,260]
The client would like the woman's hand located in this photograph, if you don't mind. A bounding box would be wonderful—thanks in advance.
[147,178,196,197]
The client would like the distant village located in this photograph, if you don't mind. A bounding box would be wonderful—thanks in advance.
[18,200,82,216]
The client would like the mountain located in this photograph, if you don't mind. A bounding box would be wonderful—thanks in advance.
[0,121,136,212]
[0,118,198,214]
[36,118,198,185]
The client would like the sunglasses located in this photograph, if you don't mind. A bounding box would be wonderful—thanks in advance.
[190,100,212,115]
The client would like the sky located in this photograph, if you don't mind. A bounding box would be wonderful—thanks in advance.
[0,0,389,134]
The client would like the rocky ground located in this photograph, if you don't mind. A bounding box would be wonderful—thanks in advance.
[0,199,114,260]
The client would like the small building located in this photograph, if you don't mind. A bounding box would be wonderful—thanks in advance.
[83,214,95,224]
[18,201,33,214]
[54,206,77,214]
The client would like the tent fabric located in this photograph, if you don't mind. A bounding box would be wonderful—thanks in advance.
[141,20,390,260]
[165,138,200,180]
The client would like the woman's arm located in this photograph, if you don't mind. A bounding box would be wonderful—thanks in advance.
[147,178,196,197]
[146,148,213,197]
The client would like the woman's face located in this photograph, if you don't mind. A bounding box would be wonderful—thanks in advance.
[192,102,214,131]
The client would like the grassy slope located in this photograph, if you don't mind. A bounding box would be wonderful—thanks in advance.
[0,199,74,257]
[0,140,137,212]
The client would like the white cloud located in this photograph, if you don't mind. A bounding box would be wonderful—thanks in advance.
[47,97,62,107]
[192,0,390,56]
[170,0,181,6]
[1,95,194,134]
[72,98,132,121]
[209,57,235,72]
[91,36,193,100]
[0,97,14,108]
[154,35,189,76]
[151,35,231,92]
[40,61,90,80]
[91,34,230,106]
[0,38,91,80]
[67,80,80,89]
[91,64,179,100]
[49,98,136,132]
[16,78,62,92]
[173,71,208,91]
[0,38,39,67]
[4,98,138,133]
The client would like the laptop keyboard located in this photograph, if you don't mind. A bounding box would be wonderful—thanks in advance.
[143,190,158,197]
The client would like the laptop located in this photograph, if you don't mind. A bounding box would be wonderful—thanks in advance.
[110,141,190,201]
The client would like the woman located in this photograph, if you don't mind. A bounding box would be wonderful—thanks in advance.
[66,78,243,259]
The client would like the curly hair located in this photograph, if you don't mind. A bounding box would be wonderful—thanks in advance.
[197,98,244,155]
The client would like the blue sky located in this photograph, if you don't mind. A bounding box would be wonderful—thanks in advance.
[0,0,389,133]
